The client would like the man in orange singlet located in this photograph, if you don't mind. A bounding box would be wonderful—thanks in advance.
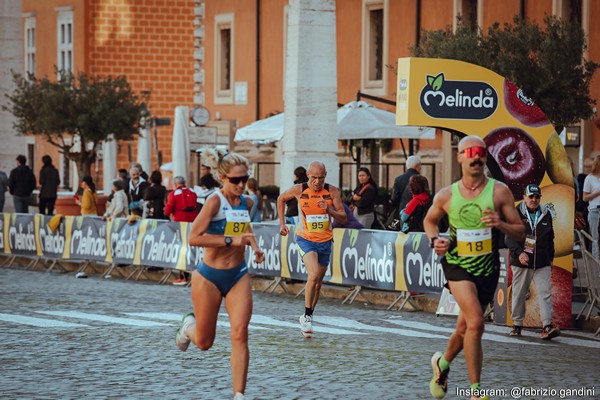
[277,161,347,338]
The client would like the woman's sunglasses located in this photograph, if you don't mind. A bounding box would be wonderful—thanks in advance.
[461,146,487,158]
[227,175,250,184]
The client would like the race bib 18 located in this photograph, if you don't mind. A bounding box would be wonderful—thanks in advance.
[456,228,492,257]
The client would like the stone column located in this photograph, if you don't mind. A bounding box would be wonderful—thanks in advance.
[0,0,25,212]
[280,0,339,191]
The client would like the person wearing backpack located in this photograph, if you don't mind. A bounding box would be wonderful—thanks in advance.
[400,175,431,233]
[164,176,199,223]
[165,176,199,285]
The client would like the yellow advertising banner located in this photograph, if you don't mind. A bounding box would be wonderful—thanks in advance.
[397,57,574,327]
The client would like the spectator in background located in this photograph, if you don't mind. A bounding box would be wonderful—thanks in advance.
[350,167,378,229]
[400,175,431,233]
[77,176,98,216]
[200,164,220,188]
[109,168,129,204]
[285,166,308,225]
[576,172,589,225]
[164,176,199,223]
[505,184,560,340]
[197,164,220,208]
[0,169,8,213]
[332,203,364,230]
[8,154,36,213]
[391,155,423,211]
[128,166,149,214]
[118,168,129,189]
[144,170,167,219]
[246,178,263,222]
[583,155,600,258]
[131,162,149,181]
[165,176,199,286]
[102,180,129,221]
[38,155,60,215]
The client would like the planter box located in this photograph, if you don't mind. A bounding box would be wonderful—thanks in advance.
[55,195,108,216]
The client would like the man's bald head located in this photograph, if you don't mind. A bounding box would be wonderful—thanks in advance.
[308,161,326,175]
[307,161,327,191]
[458,135,486,152]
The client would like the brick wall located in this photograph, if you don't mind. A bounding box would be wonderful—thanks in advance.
[88,0,195,173]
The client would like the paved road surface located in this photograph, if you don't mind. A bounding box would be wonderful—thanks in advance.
[1,267,598,399]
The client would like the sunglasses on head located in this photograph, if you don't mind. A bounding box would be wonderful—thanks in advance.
[227,175,250,184]
[528,194,541,199]
[461,146,487,158]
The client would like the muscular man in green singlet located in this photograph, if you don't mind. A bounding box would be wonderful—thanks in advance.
[424,135,525,400]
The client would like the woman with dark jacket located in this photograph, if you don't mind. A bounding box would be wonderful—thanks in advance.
[143,170,167,219]
[39,155,61,215]
[350,167,378,229]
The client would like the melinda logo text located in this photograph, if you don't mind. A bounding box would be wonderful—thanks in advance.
[419,73,498,120]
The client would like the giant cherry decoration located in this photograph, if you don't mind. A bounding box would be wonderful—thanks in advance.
[484,127,546,199]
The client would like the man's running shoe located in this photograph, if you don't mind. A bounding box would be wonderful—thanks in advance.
[429,351,449,399]
[509,326,522,337]
[299,314,313,338]
[175,312,195,351]
[541,324,560,340]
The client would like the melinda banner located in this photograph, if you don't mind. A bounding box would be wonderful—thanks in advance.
[138,219,187,270]
[36,214,66,259]
[5,213,37,256]
[64,216,108,261]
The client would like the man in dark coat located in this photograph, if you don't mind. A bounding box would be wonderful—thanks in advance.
[505,184,560,340]
[39,155,61,215]
[390,155,423,210]
[8,154,36,213]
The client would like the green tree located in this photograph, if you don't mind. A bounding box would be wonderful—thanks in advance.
[4,71,149,185]
[410,16,598,131]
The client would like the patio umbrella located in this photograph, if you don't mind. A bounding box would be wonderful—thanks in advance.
[234,112,285,144]
[234,101,435,144]
[102,135,117,194]
[337,101,435,140]
[172,106,190,183]
[137,127,153,174]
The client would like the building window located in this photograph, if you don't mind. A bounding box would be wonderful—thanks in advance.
[362,0,387,94]
[566,0,582,23]
[57,10,73,75]
[214,13,234,104]
[24,16,36,77]
[460,0,478,28]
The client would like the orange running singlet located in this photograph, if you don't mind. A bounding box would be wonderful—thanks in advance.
[296,183,334,243]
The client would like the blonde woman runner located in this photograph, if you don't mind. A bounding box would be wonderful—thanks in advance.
[175,150,265,400]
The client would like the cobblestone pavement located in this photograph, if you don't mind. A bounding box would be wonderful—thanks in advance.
[1,267,599,400]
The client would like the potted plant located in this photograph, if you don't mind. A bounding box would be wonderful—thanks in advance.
[4,70,149,215]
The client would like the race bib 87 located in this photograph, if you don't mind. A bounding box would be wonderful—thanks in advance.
[224,210,251,236]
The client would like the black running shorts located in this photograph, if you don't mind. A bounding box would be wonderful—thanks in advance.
[441,258,499,306]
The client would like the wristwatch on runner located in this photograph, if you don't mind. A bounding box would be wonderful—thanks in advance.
[429,237,439,248]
